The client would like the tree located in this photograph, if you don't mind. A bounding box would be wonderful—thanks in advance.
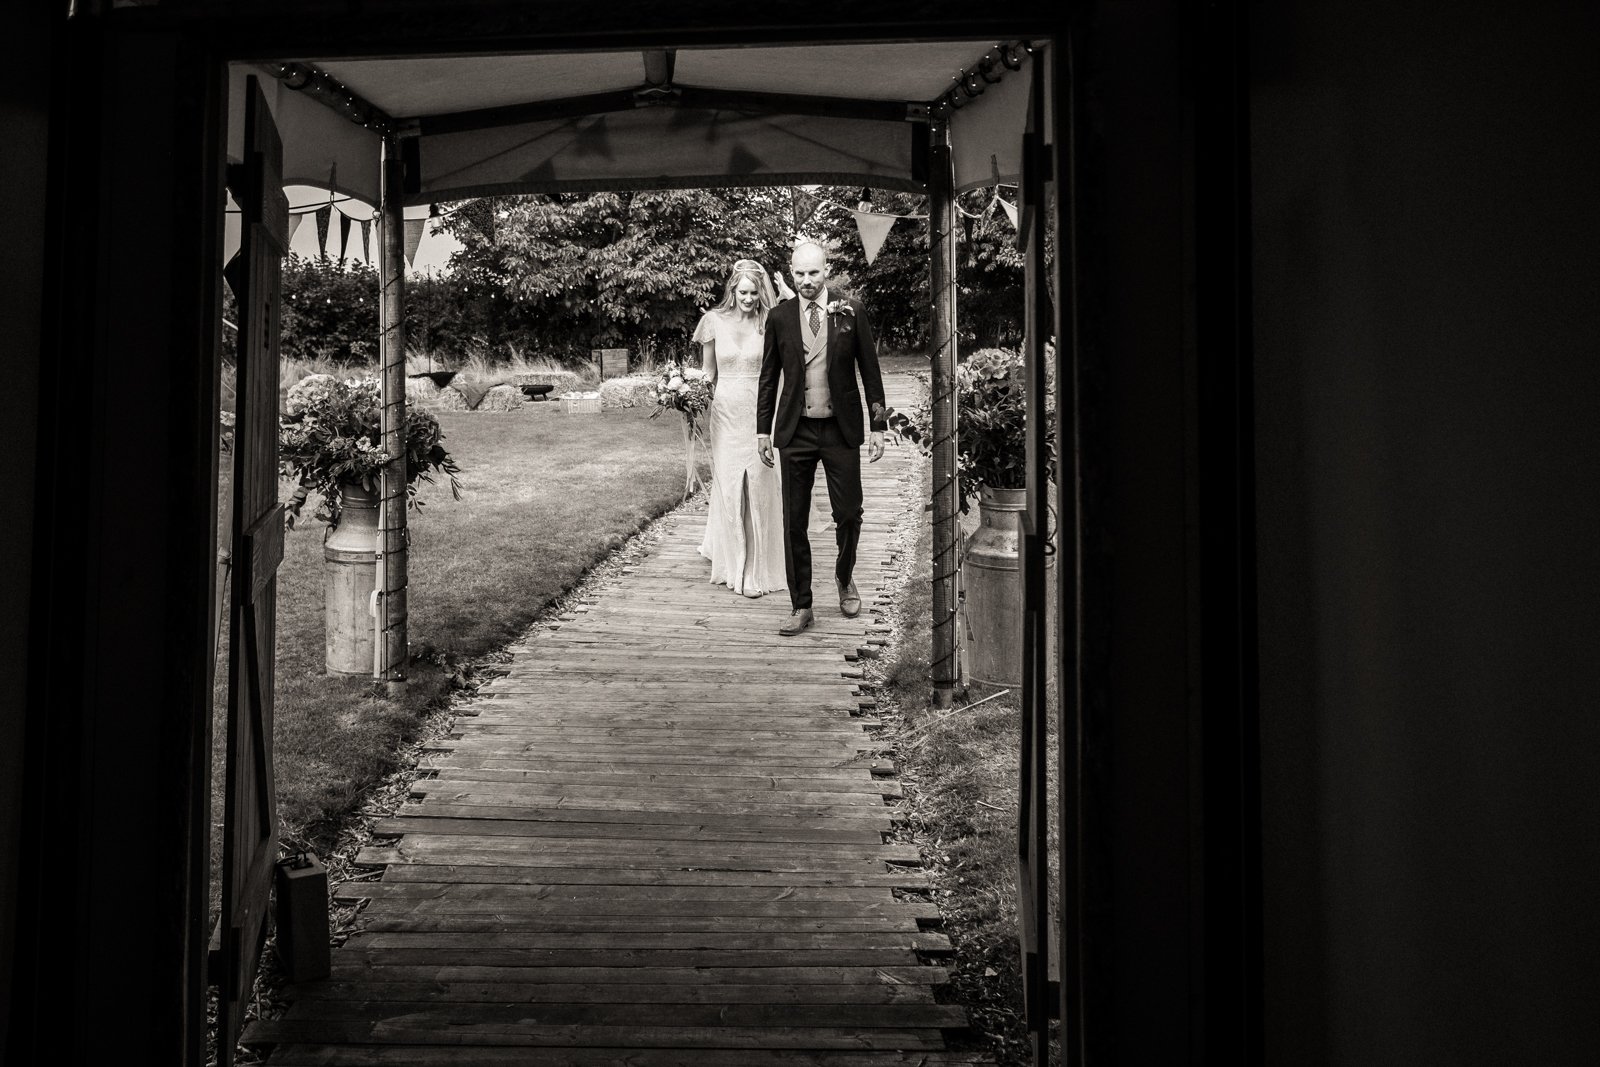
[812,185,1025,353]
[280,254,380,364]
[442,188,793,365]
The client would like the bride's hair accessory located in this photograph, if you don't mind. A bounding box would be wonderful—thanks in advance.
[706,257,779,330]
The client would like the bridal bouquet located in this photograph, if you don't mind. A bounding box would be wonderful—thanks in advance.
[648,362,714,426]
[647,361,714,498]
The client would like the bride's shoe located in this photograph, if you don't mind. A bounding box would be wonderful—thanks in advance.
[743,588,764,599]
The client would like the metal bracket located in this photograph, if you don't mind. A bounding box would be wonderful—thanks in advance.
[632,85,682,107]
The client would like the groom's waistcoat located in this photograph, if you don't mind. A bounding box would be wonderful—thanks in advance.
[801,293,834,418]
[758,290,886,450]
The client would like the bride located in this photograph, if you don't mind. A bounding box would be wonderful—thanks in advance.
[694,259,793,597]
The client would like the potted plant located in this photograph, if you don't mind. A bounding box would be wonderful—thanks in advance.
[278,373,463,675]
[888,347,1055,687]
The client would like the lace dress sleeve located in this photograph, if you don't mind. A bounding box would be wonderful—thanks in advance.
[692,310,719,347]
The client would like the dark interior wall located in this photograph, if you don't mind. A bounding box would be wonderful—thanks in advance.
[1075,0,1200,1059]
[0,1,53,1050]
[1250,3,1600,1063]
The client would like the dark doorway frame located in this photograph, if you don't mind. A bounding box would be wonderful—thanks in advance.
[11,3,1259,1065]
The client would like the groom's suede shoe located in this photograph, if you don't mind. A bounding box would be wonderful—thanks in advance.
[779,608,814,636]
[837,580,861,618]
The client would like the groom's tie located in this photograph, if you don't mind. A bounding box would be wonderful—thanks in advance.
[808,301,821,335]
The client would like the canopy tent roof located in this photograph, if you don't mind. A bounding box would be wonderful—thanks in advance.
[227,39,1041,209]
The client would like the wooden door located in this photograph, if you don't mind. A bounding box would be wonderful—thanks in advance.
[1015,47,1057,1063]
[214,75,286,1065]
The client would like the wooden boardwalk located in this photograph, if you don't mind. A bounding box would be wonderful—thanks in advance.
[249,382,990,1065]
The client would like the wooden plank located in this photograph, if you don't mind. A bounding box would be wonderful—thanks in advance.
[353,847,919,875]
[399,801,895,827]
[349,931,952,952]
[310,964,950,986]
[338,883,910,904]
[284,979,941,1005]
[358,835,921,863]
[375,817,888,846]
[439,727,870,742]
[324,947,930,969]
[428,741,871,758]
[246,1019,948,1050]
[419,763,893,786]
[404,794,898,822]
[370,865,924,889]
[407,782,891,808]
[264,1048,989,1066]
[353,916,933,935]
[278,1000,968,1029]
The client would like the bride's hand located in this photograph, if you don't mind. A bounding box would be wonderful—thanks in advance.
[773,271,796,301]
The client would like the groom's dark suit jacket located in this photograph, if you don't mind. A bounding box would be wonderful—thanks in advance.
[756,294,888,449]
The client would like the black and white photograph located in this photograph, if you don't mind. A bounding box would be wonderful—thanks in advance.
[3,2,1597,1065]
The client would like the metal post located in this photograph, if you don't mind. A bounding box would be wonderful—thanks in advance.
[928,125,960,708]
[378,135,408,694]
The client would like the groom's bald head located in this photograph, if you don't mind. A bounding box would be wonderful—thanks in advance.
[790,241,829,300]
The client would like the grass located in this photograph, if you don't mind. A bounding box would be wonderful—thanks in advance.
[210,403,701,914]
[880,459,1060,1064]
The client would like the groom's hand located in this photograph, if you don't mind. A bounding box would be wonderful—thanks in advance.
[868,431,885,463]
[758,435,775,467]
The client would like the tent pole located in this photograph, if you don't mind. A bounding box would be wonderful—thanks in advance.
[378,134,409,695]
[928,123,960,708]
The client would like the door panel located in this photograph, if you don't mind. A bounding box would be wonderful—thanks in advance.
[214,74,285,1066]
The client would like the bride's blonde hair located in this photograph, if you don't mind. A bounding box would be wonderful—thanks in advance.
[708,258,779,332]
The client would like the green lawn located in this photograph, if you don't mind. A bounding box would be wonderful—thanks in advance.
[211,403,701,912]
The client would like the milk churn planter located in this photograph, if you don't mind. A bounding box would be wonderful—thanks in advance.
[278,374,463,676]
[888,349,1055,687]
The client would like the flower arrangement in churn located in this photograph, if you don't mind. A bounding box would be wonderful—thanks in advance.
[886,347,1055,512]
[648,361,715,498]
[279,373,464,528]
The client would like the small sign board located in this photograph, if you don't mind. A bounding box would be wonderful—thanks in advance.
[592,348,630,380]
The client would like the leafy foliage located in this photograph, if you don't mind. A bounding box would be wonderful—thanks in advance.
[440,189,793,365]
[811,186,1025,351]
[278,374,463,527]
[281,254,380,364]
[888,347,1054,510]
[276,184,1028,370]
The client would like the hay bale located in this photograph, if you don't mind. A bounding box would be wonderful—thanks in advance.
[599,375,657,411]
[476,383,525,412]
[405,377,441,404]
[427,386,469,411]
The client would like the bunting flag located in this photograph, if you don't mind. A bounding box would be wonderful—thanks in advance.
[403,217,427,266]
[851,209,898,266]
[338,213,352,264]
[314,205,331,256]
[286,212,304,247]
[360,219,371,263]
[998,196,1018,229]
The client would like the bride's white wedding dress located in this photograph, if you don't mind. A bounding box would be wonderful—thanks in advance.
[694,309,786,596]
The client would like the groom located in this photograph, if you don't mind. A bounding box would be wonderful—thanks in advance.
[757,240,888,636]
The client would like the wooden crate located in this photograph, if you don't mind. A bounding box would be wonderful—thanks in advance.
[592,347,630,380]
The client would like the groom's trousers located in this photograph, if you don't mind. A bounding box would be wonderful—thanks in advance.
[780,416,864,611]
